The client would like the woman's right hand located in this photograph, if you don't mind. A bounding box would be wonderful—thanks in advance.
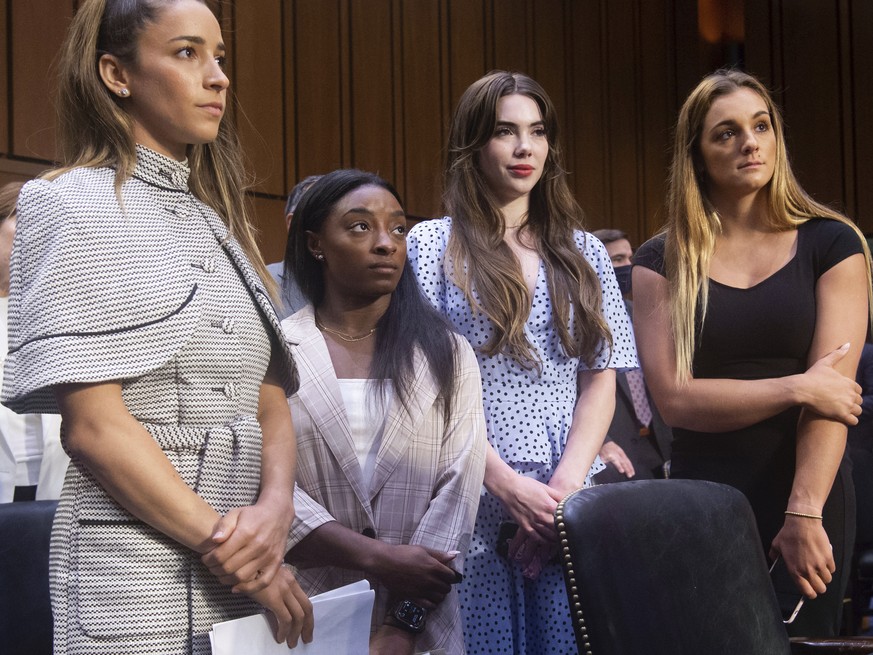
[246,565,314,649]
[798,344,862,424]
[370,544,458,609]
[494,474,564,544]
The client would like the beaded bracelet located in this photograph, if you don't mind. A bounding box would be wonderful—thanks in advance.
[784,510,823,520]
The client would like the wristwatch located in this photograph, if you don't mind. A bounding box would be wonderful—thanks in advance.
[385,599,427,634]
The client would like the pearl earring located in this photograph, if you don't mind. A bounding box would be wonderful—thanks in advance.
[118,88,129,97]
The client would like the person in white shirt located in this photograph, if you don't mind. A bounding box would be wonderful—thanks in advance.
[0,181,67,502]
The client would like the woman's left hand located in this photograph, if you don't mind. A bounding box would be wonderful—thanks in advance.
[769,515,835,599]
[507,530,558,580]
[201,493,295,593]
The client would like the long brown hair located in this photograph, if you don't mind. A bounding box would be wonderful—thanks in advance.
[443,70,611,369]
[51,0,275,295]
[666,69,873,380]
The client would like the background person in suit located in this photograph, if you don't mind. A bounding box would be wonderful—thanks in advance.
[592,228,672,482]
[282,170,487,655]
[268,174,323,320]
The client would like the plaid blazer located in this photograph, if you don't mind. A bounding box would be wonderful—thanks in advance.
[283,306,486,653]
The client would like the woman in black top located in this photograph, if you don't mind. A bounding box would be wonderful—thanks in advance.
[633,69,871,636]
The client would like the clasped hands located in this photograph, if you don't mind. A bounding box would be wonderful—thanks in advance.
[499,474,574,580]
[200,496,313,648]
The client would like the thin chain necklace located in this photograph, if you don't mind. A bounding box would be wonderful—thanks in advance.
[315,315,377,342]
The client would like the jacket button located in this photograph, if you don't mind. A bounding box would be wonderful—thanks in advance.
[362,527,376,538]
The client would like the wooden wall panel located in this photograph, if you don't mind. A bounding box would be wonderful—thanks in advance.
[397,0,443,217]
[349,0,396,182]
[638,0,675,235]
[293,0,344,178]
[9,0,72,161]
[568,1,608,225]
[491,0,531,74]
[251,194,287,264]
[851,0,873,231]
[778,1,844,212]
[0,0,8,154]
[602,1,642,235]
[531,0,568,125]
[234,0,285,195]
[446,0,487,116]
[4,0,867,250]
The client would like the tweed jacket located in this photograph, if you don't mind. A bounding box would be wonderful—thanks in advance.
[1,147,298,655]
[283,305,487,653]
[2,160,297,414]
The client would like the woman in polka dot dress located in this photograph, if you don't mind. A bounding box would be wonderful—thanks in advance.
[407,71,637,654]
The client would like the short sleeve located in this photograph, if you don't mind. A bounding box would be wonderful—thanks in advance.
[804,218,865,278]
[2,175,200,414]
[633,233,667,277]
[406,217,452,313]
[577,232,638,370]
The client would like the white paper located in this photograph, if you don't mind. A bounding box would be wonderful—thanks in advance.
[210,580,374,655]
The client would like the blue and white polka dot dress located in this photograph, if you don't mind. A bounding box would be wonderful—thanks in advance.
[407,218,637,654]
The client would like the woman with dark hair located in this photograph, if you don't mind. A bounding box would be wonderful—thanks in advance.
[407,71,636,653]
[282,169,487,654]
[0,0,312,652]
[633,69,871,635]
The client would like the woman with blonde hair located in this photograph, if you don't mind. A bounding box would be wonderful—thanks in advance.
[408,71,636,654]
[634,68,870,635]
[1,0,312,652]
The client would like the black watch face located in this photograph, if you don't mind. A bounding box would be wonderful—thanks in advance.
[396,600,426,629]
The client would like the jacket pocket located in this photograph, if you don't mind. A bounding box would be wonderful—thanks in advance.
[73,521,189,639]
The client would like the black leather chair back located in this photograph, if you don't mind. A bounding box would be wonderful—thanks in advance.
[556,479,791,655]
[0,500,58,655]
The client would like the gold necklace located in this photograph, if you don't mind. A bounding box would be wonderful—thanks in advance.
[315,316,377,342]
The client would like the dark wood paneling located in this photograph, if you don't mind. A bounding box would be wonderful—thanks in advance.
[491,0,531,75]
[0,0,8,154]
[603,1,642,236]
[5,0,867,252]
[251,194,288,265]
[778,1,844,212]
[850,0,873,230]
[397,0,443,217]
[10,0,72,161]
[349,0,395,182]
[568,0,608,226]
[638,0,674,238]
[234,0,285,196]
[446,0,487,117]
[294,0,344,177]
[531,0,567,124]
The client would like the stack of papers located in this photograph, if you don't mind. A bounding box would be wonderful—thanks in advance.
[210,580,375,654]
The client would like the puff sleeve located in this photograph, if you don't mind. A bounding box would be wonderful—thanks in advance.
[2,174,201,414]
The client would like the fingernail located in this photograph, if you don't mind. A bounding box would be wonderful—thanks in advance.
[447,550,460,558]
[840,342,850,349]
[213,530,224,539]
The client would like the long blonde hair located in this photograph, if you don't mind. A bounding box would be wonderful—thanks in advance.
[50,0,275,296]
[444,71,611,368]
[666,69,872,381]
